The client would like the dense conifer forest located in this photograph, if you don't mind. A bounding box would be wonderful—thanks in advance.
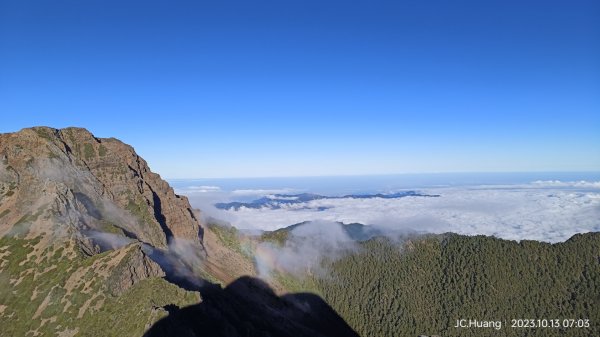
[302,233,600,336]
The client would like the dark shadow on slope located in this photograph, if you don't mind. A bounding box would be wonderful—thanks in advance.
[144,276,360,337]
[151,190,174,243]
[74,192,102,219]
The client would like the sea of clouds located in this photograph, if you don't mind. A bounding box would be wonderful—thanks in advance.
[178,180,600,243]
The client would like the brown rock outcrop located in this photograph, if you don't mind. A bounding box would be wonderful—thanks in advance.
[0,126,203,251]
[107,243,166,296]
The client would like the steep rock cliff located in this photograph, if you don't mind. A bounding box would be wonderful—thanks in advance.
[0,126,203,250]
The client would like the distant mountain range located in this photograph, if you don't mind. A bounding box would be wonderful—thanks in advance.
[215,191,440,211]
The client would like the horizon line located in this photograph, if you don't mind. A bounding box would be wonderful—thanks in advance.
[165,170,600,181]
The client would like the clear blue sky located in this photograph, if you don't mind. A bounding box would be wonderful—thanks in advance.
[1,0,598,178]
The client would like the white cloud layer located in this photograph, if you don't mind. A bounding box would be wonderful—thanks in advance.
[188,181,600,243]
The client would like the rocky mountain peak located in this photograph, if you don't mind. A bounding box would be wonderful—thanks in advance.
[0,126,203,251]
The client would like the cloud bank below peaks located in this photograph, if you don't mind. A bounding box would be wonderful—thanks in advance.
[190,181,600,243]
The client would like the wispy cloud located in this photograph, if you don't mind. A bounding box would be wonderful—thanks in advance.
[255,220,357,278]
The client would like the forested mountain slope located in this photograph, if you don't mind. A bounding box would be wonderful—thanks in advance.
[263,226,600,337]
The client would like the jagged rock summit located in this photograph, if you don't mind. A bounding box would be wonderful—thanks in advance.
[0,126,203,251]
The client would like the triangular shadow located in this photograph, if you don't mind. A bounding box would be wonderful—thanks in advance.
[144,276,360,337]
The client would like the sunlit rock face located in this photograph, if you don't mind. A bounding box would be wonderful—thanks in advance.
[0,126,204,250]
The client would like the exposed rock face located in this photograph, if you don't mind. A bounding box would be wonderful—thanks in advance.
[0,126,203,250]
[107,243,166,296]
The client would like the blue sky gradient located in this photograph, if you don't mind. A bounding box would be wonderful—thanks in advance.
[1,0,598,178]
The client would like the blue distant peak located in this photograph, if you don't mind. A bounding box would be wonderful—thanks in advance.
[215,191,440,211]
